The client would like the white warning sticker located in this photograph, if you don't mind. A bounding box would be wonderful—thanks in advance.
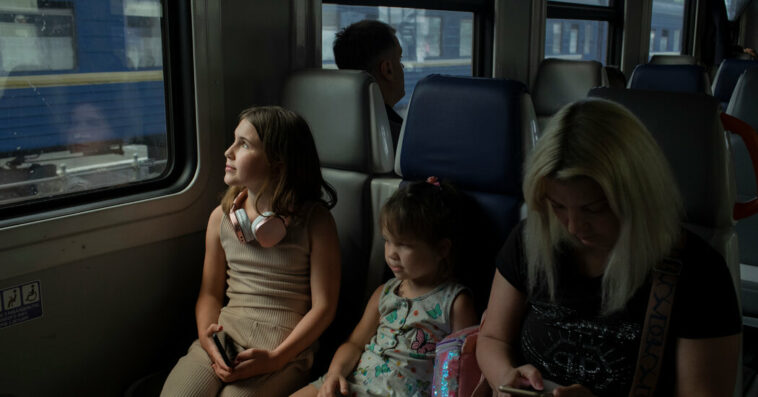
[0,281,42,328]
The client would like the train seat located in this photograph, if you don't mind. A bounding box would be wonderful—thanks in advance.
[532,58,608,133]
[589,87,743,396]
[726,67,758,325]
[282,69,395,375]
[604,65,627,89]
[648,54,698,65]
[627,64,712,94]
[712,58,758,109]
[376,74,534,313]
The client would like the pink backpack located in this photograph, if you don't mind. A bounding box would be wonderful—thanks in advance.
[432,325,483,397]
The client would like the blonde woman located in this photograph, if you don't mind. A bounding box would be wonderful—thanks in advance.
[476,99,741,397]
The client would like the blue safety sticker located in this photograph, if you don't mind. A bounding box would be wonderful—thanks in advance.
[0,281,42,329]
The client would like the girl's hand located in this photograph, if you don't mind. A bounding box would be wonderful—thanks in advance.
[499,365,545,395]
[317,372,350,397]
[552,384,596,397]
[201,323,232,373]
[211,348,282,382]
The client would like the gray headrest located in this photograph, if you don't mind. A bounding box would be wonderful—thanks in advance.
[648,54,697,65]
[726,67,758,130]
[589,88,735,229]
[533,58,607,116]
[282,69,394,173]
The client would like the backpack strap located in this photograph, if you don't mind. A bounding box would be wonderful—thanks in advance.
[628,243,684,397]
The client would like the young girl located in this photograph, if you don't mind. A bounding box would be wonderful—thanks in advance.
[292,177,479,397]
[161,106,341,397]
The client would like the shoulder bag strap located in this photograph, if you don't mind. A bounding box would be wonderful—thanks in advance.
[628,245,684,397]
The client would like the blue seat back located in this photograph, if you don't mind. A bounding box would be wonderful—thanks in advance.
[628,64,711,94]
[713,58,758,108]
[395,74,535,311]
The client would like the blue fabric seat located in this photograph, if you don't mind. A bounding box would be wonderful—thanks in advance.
[712,58,758,109]
[390,74,535,312]
[628,64,711,94]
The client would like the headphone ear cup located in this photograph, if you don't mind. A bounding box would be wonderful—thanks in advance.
[234,208,255,242]
[252,212,287,248]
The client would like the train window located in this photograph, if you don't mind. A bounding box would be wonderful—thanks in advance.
[322,4,473,114]
[0,0,173,210]
[649,0,685,57]
[545,18,609,63]
[545,1,622,65]
[0,1,75,72]
[558,0,610,5]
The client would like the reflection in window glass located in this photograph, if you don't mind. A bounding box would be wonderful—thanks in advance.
[650,0,684,57]
[0,0,168,206]
[545,18,608,63]
[459,19,472,57]
[552,23,561,53]
[569,24,579,54]
[321,5,472,114]
[0,6,75,72]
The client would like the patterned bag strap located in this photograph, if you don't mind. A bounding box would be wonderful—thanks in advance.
[628,240,685,397]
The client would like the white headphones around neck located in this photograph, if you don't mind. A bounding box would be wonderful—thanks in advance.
[229,190,288,247]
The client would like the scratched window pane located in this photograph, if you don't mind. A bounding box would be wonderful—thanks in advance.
[0,0,168,206]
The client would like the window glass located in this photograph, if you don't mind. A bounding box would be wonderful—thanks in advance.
[0,0,168,207]
[649,0,685,57]
[551,0,611,6]
[545,18,608,63]
[322,5,473,115]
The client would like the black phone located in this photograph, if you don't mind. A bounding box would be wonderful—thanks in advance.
[212,332,238,368]
[497,385,553,396]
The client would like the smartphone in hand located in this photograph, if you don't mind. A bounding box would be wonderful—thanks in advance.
[212,332,238,368]
[498,385,554,396]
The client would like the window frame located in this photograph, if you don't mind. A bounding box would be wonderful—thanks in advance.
[322,0,494,77]
[546,0,624,65]
[0,0,197,225]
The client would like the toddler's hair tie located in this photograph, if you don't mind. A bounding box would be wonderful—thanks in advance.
[426,176,441,187]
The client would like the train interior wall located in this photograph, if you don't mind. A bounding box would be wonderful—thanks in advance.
[1,0,757,395]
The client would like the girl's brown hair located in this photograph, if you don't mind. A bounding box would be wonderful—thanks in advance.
[220,106,337,218]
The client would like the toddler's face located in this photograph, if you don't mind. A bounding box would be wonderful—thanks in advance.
[383,229,444,285]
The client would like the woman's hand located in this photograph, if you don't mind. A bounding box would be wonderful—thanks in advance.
[552,384,596,397]
[500,364,546,392]
[317,371,350,397]
[200,323,232,373]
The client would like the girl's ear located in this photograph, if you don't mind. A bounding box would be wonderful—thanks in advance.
[436,238,452,260]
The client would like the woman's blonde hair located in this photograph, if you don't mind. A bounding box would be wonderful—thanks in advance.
[523,98,684,314]
[220,106,336,218]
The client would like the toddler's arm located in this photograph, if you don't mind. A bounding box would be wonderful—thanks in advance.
[449,291,478,332]
[319,283,383,397]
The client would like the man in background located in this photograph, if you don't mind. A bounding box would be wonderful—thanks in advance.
[333,20,405,149]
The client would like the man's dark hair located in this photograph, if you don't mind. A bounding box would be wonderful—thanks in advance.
[333,20,397,72]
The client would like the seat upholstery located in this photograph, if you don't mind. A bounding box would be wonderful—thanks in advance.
[648,54,697,65]
[589,87,742,396]
[713,58,758,109]
[627,64,712,94]
[282,69,394,375]
[726,67,758,322]
[604,65,627,89]
[380,74,535,313]
[532,58,608,133]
